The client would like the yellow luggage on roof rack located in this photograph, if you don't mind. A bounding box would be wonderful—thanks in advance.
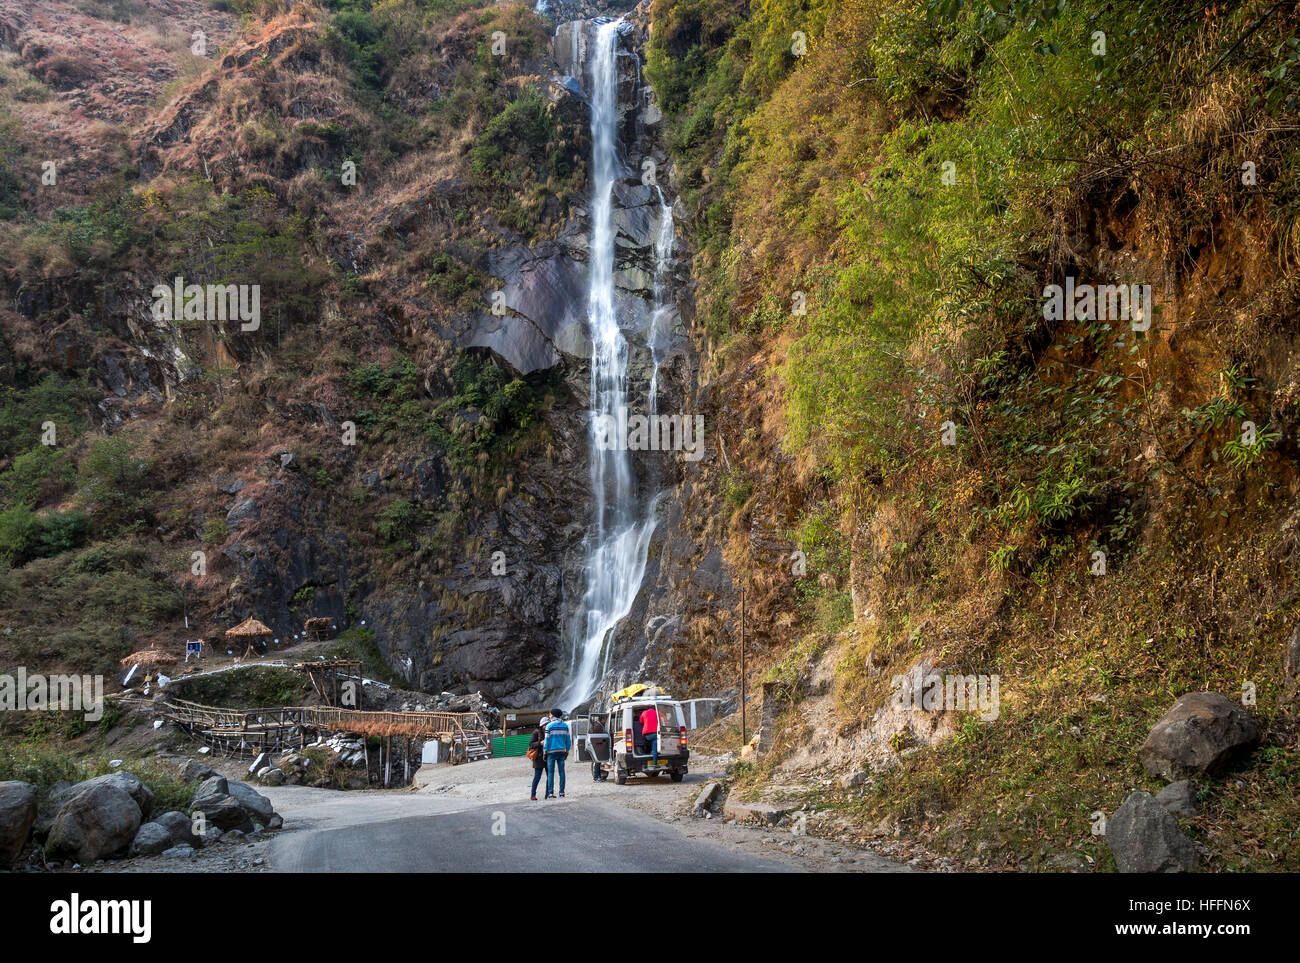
[611,682,668,703]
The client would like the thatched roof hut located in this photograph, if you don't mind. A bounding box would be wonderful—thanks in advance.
[303,617,332,632]
[226,617,272,638]
[120,649,178,668]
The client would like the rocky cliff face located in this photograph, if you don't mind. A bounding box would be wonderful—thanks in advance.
[0,0,707,709]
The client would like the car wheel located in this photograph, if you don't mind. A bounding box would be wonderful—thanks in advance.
[669,770,684,782]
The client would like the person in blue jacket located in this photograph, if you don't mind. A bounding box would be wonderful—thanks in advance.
[543,708,571,799]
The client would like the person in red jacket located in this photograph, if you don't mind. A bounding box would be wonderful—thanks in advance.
[640,705,659,766]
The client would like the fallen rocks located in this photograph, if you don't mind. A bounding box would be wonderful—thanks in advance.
[226,780,275,822]
[721,799,790,826]
[130,821,173,856]
[190,776,255,833]
[179,758,219,783]
[257,767,285,787]
[151,810,200,848]
[1139,692,1260,780]
[839,770,868,790]
[692,781,722,815]
[1154,780,1198,818]
[1106,791,1199,873]
[45,783,142,864]
[0,781,37,869]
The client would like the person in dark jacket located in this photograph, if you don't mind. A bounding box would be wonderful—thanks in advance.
[528,720,547,800]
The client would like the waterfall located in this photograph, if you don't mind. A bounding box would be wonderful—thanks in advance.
[558,17,670,708]
[648,186,675,415]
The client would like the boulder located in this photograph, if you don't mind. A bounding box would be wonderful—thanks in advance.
[1106,791,1199,873]
[227,781,275,821]
[190,774,229,807]
[692,781,722,815]
[1285,624,1300,697]
[31,781,74,840]
[160,844,195,858]
[721,799,790,826]
[266,813,283,831]
[194,795,253,833]
[45,783,142,863]
[70,772,155,820]
[152,810,200,848]
[1154,780,1198,818]
[1139,692,1260,780]
[179,759,218,783]
[0,781,38,869]
[839,770,869,789]
[258,768,285,787]
[190,777,254,832]
[129,822,173,856]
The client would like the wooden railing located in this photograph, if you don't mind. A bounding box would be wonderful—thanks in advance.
[156,697,491,761]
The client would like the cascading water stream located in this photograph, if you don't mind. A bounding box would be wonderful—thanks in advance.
[558,18,672,708]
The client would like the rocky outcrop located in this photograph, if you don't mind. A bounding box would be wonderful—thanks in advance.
[45,783,142,864]
[129,821,174,856]
[189,775,278,836]
[0,781,37,869]
[179,758,219,783]
[1139,692,1260,780]
[1154,780,1198,818]
[1106,790,1200,873]
[151,810,202,849]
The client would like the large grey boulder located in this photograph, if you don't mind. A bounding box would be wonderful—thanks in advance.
[179,759,218,783]
[129,822,173,856]
[190,776,254,833]
[1106,791,1199,873]
[31,780,73,840]
[45,783,142,863]
[1155,780,1198,818]
[226,781,275,822]
[0,781,38,869]
[1139,692,1260,780]
[151,810,200,848]
[191,774,229,806]
[70,772,155,820]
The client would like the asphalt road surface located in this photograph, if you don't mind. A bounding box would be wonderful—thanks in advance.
[268,796,796,872]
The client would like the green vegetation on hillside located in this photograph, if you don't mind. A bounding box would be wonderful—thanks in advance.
[650,0,1300,870]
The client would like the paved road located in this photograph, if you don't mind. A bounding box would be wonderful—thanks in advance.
[268,797,797,872]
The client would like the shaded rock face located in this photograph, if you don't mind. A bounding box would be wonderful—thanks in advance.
[1139,692,1261,780]
[151,810,201,848]
[130,821,173,857]
[45,783,142,864]
[1106,791,1200,873]
[385,6,694,706]
[0,781,38,869]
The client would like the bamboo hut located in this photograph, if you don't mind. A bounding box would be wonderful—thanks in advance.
[226,617,272,660]
[120,648,179,669]
[303,616,332,643]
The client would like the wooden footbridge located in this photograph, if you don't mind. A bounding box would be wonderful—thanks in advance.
[157,698,494,766]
